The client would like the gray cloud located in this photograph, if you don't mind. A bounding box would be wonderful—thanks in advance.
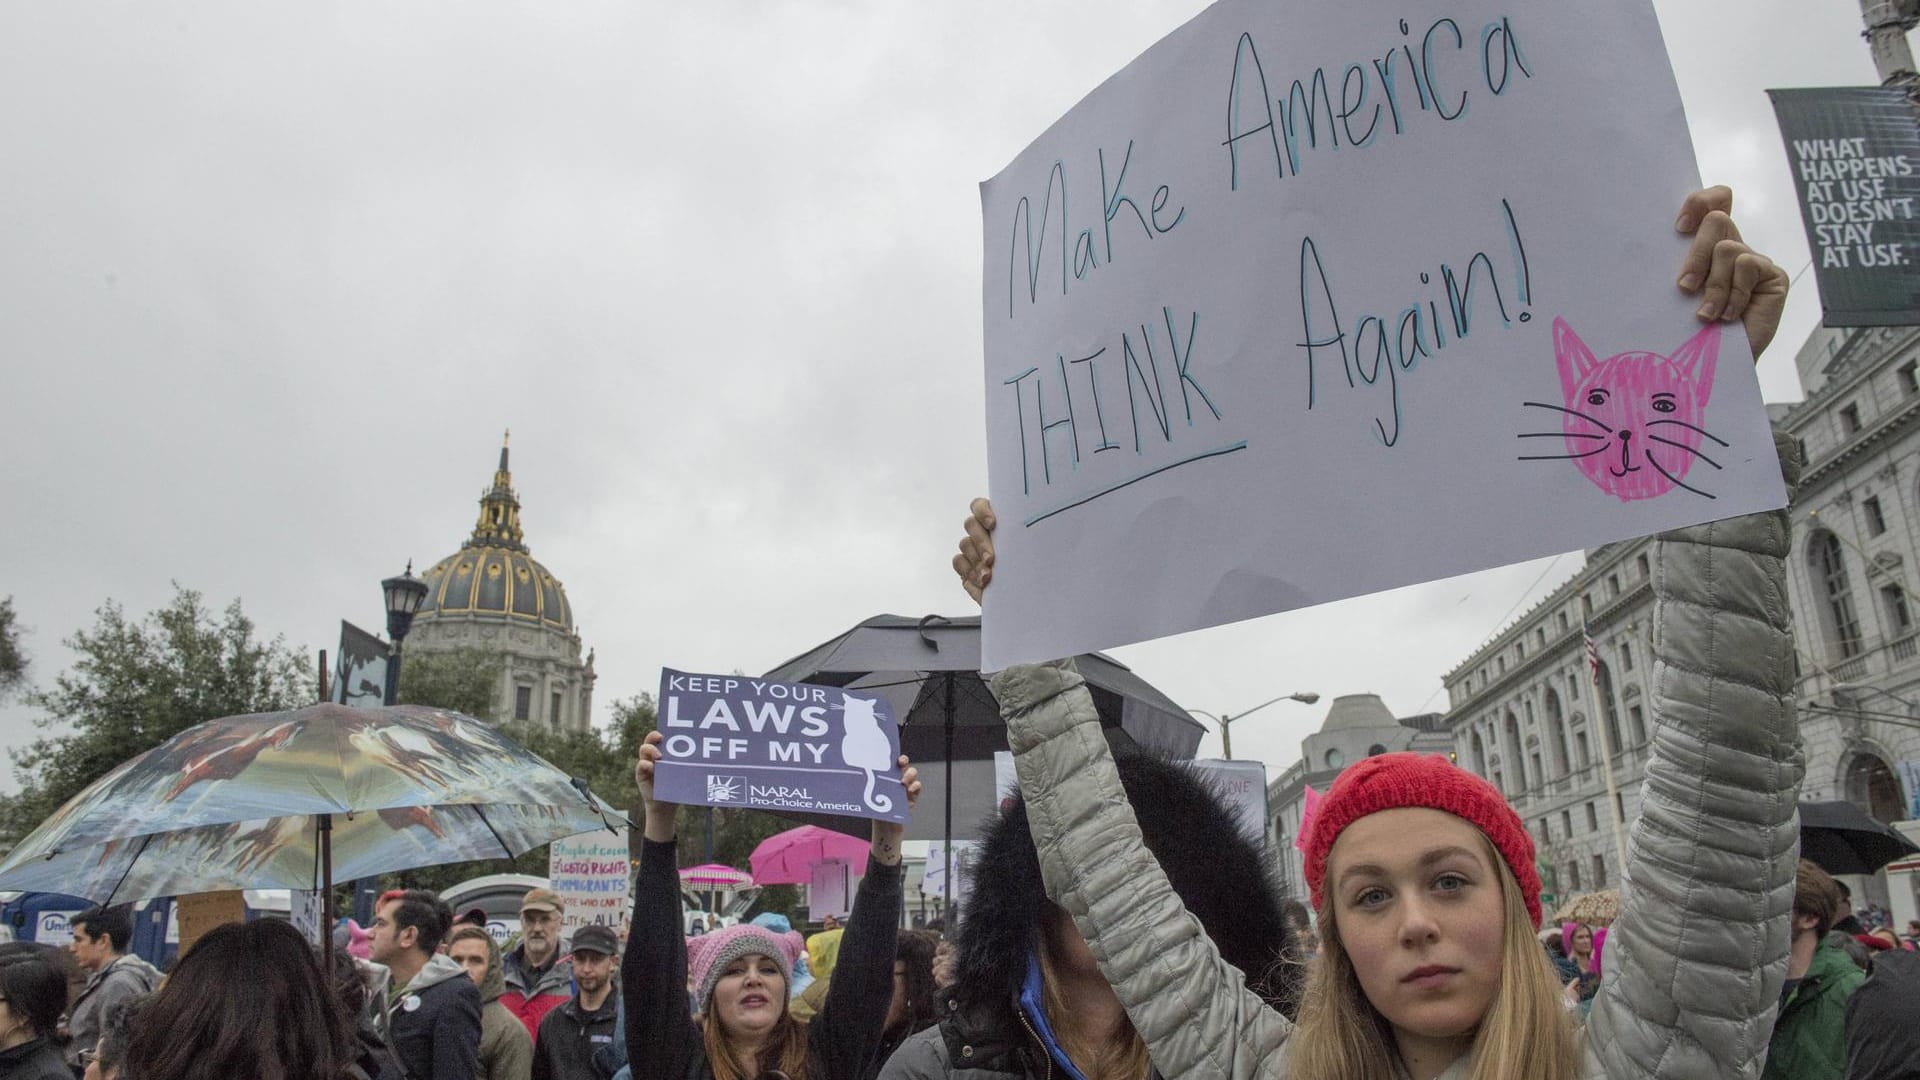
[0,1,1896,789]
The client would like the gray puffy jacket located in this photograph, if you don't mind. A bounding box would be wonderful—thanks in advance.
[992,433,1804,1080]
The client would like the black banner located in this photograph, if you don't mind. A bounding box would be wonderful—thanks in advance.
[1768,87,1920,327]
[329,620,389,707]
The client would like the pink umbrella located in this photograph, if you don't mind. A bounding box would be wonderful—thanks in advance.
[678,863,754,889]
[750,825,872,885]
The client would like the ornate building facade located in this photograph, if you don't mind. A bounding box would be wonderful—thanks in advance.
[407,436,596,732]
[1269,323,1920,909]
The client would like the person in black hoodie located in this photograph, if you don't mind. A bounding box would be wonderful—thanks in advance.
[372,888,484,1080]
[877,737,1301,1080]
[625,729,921,1080]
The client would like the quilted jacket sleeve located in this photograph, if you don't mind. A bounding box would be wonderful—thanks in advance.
[1586,429,1805,1080]
[994,661,1290,1080]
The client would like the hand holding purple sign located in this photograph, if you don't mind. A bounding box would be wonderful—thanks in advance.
[638,670,923,864]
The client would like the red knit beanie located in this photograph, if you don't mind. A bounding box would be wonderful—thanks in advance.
[1303,752,1542,928]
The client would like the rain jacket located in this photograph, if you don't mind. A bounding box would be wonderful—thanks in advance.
[1844,948,1920,1080]
[473,934,536,1080]
[502,943,575,1037]
[993,431,1805,1080]
[64,951,160,1068]
[532,990,620,1080]
[388,952,485,1080]
[1761,943,1863,1080]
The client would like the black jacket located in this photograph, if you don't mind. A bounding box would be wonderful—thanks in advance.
[625,837,902,1080]
[0,1037,75,1080]
[387,954,485,1080]
[533,992,619,1080]
[1846,948,1920,1080]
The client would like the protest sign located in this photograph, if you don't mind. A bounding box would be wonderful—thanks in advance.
[808,858,851,922]
[979,0,1787,669]
[176,890,246,954]
[921,840,975,910]
[549,830,634,935]
[654,669,908,823]
[1768,87,1920,327]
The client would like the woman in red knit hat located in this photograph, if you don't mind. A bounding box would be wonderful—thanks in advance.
[952,187,1804,1080]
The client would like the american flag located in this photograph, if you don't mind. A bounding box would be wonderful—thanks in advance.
[1583,617,1600,678]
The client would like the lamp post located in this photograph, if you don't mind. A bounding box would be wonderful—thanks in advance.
[381,562,429,707]
[1191,691,1321,759]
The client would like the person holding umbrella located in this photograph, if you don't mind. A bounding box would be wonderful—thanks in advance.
[626,731,921,1080]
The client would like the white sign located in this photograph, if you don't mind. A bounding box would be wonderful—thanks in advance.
[291,889,326,947]
[979,0,1787,669]
[548,830,633,935]
[1191,759,1270,848]
[921,841,976,909]
[34,910,81,947]
[809,858,851,922]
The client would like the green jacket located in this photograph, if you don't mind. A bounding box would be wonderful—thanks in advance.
[1762,944,1864,1080]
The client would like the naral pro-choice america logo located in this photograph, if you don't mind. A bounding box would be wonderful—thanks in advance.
[706,775,745,803]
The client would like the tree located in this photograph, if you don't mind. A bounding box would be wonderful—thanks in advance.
[0,596,25,700]
[0,587,310,842]
[394,646,505,721]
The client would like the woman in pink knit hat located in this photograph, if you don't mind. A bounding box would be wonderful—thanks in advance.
[626,729,921,1080]
[950,188,1807,1080]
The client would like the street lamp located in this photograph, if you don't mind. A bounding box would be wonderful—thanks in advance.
[381,561,430,706]
[1190,691,1321,759]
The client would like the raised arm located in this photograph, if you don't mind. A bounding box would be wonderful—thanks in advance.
[812,760,920,1080]
[625,733,702,1080]
[1588,187,1801,1079]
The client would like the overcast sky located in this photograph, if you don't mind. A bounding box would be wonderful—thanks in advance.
[0,1,1898,795]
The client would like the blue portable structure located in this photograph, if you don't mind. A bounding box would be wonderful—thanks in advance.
[2,890,298,970]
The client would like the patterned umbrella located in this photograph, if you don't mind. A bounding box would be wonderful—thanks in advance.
[0,702,627,904]
[749,825,870,885]
[678,863,754,889]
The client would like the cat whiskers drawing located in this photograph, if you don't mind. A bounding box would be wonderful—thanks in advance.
[1518,319,1726,502]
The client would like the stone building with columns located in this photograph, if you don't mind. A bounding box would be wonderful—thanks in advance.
[1267,695,1449,899]
[1267,322,1920,909]
[405,436,597,732]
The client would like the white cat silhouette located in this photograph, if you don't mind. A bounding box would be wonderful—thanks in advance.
[836,694,894,813]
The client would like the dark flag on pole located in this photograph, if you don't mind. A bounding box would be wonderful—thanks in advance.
[1766,87,1920,327]
[328,621,388,708]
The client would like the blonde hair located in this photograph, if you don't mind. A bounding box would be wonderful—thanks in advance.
[1038,928,1152,1080]
[1288,833,1580,1080]
[700,977,810,1080]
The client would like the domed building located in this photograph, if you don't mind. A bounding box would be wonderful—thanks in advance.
[407,435,596,732]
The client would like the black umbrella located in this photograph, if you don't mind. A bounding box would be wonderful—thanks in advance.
[763,614,1204,905]
[1798,800,1920,875]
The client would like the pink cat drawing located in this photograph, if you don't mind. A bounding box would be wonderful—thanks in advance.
[1520,319,1724,502]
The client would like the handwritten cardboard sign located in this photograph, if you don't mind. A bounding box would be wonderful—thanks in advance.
[979,0,1788,669]
[654,669,908,824]
[549,830,633,935]
[176,890,246,954]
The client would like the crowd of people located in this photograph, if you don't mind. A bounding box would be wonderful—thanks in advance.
[3,185,1919,1080]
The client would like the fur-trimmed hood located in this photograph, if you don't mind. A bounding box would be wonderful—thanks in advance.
[951,737,1301,1019]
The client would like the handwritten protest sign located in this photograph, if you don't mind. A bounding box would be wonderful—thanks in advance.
[549,830,633,935]
[176,890,246,954]
[655,669,908,823]
[979,0,1788,669]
